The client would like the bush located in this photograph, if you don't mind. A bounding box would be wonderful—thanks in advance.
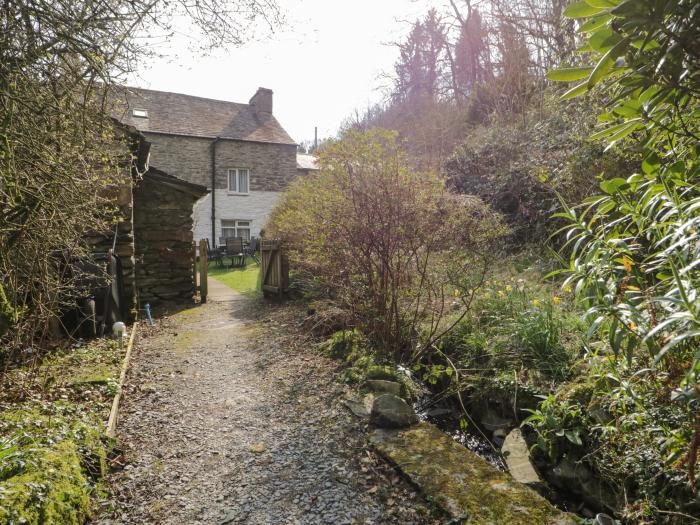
[444,91,637,243]
[548,0,700,498]
[267,129,507,359]
[438,275,583,388]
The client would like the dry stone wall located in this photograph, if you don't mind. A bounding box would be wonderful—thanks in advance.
[133,172,205,305]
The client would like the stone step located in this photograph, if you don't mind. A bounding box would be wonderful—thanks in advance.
[370,422,579,524]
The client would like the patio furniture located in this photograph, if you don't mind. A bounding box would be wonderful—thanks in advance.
[225,237,246,268]
[245,237,260,265]
[206,238,224,268]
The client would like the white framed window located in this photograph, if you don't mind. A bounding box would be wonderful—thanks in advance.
[227,168,250,194]
[221,220,251,241]
[132,108,148,118]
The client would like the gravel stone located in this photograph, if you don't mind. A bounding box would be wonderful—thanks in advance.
[94,293,440,525]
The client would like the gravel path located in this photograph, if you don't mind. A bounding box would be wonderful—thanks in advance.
[95,287,440,525]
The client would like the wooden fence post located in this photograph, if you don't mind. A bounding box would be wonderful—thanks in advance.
[199,239,208,303]
[192,241,198,290]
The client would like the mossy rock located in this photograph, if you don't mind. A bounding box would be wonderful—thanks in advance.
[0,440,92,525]
[370,422,580,524]
[0,404,110,523]
[321,329,368,361]
[366,365,401,382]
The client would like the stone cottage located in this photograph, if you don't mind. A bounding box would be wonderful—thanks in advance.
[113,87,307,245]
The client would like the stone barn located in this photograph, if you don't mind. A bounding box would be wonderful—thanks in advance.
[133,168,207,305]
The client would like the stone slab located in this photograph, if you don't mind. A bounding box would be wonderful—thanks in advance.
[502,429,542,486]
[370,422,579,525]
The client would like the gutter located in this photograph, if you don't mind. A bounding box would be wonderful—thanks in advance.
[210,136,222,245]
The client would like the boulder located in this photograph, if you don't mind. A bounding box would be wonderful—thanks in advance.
[502,429,542,487]
[480,411,513,432]
[343,393,374,418]
[548,456,618,511]
[361,379,402,397]
[370,394,419,429]
[370,422,578,524]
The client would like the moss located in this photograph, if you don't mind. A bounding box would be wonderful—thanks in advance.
[0,403,110,522]
[321,329,368,360]
[0,440,92,525]
[370,422,580,524]
[365,365,400,381]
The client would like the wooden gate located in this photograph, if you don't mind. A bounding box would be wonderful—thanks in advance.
[260,239,288,297]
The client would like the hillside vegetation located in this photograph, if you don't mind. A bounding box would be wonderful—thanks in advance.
[275,1,700,522]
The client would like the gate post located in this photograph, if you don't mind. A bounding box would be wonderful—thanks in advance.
[199,239,208,303]
[192,241,198,289]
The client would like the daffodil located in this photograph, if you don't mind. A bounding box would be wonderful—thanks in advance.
[498,290,505,298]
[553,296,560,305]
[622,256,634,273]
[532,299,540,306]
[505,285,513,292]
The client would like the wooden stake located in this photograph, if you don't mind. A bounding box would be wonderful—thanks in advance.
[107,323,138,438]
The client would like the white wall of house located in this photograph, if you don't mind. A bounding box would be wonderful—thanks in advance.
[192,191,282,245]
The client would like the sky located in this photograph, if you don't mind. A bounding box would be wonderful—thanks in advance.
[129,0,435,145]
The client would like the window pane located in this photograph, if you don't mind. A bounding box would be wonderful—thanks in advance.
[238,169,249,193]
[221,220,236,239]
[228,170,237,192]
[237,228,251,241]
[236,221,250,227]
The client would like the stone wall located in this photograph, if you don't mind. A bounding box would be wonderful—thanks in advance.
[133,169,207,305]
[142,132,298,191]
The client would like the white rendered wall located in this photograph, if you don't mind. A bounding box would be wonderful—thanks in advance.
[192,191,282,245]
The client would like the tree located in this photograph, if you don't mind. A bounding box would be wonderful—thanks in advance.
[266,129,507,359]
[0,0,282,355]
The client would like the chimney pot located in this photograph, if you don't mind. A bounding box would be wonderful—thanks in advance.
[249,87,273,117]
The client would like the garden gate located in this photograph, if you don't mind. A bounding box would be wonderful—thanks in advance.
[260,240,288,297]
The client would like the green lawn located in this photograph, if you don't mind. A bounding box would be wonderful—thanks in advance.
[206,257,261,295]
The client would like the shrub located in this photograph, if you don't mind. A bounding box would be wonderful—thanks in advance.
[267,129,507,359]
[549,0,700,493]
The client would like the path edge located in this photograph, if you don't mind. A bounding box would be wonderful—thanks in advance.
[106,322,139,438]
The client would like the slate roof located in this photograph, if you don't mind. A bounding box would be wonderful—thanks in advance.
[296,153,319,171]
[112,87,296,145]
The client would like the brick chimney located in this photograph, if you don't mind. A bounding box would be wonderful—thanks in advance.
[249,87,273,117]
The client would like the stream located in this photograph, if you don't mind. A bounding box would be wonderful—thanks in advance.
[406,379,612,522]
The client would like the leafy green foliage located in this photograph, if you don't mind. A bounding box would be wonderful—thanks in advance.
[435,269,584,399]
[0,339,121,522]
[549,0,700,507]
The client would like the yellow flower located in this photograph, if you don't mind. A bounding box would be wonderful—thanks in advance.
[563,286,572,294]
[498,290,505,298]
[622,256,634,273]
[505,285,513,292]
[454,289,462,297]
[532,299,540,306]
[628,321,637,331]
[553,296,560,305]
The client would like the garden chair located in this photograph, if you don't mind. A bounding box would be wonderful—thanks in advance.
[206,238,223,268]
[245,237,260,265]
[225,237,246,268]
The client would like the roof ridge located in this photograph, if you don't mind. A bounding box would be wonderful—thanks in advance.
[123,85,250,108]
